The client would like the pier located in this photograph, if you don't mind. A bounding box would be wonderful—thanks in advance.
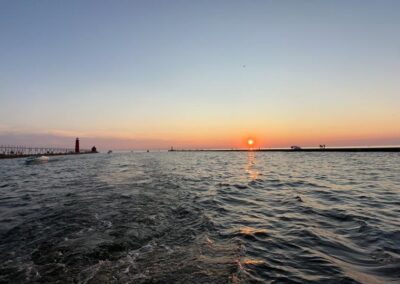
[0,145,96,159]
[169,147,400,153]
[0,138,98,159]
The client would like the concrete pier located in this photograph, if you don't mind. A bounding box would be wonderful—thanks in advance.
[169,147,400,153]
[0,145,98,159]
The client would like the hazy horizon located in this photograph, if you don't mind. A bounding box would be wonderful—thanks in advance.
[1,131,399,151]
[1,0,400,149]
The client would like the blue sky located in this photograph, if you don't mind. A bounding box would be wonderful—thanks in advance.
[1,0,399,149]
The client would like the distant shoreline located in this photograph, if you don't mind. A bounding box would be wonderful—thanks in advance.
[169,147,400,152]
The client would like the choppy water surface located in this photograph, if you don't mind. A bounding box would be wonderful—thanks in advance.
[0,152,399,283]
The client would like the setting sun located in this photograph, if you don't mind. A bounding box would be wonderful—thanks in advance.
[247,139,254,146]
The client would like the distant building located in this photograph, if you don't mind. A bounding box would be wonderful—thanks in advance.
[75,138,80,153]
[91,146,97,153]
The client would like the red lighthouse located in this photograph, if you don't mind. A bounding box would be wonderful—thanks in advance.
[75,138,80,153]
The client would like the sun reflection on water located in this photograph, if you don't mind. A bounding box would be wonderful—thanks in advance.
[246,152,260,180]
[242,258,265,265]
[239,227,268,235]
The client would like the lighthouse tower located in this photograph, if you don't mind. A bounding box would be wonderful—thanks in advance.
[75,138,80,153]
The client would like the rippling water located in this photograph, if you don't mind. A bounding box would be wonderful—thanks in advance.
[1,152,399,283]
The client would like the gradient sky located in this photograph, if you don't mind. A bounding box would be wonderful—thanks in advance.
[1,0,399,149]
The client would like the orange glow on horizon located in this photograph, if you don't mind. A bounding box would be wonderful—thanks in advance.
[17,124,399,150]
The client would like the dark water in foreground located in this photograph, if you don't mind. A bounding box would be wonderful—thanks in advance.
[0,152,399,283]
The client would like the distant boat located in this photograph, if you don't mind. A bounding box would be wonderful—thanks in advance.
[25,155,49,164]
[147,150,150,152]
[107,150,112,154]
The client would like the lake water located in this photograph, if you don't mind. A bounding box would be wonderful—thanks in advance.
[1,152,399,283]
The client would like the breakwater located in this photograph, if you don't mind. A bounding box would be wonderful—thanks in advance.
[0,145,97,159]
[170,146,400,152]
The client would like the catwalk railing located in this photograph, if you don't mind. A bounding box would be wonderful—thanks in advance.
[0,145,93,158]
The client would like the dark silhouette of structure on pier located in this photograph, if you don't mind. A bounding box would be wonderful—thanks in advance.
[75,138,80,153]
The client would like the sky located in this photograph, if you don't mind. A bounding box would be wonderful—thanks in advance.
[1,0,399,150]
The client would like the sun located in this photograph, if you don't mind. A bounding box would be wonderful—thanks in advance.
[247,139,254,146]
